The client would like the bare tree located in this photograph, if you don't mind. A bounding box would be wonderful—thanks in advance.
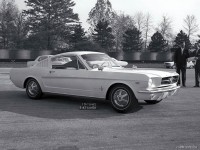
[0,0,19,48]
[143,13,153,51]
[134,12,145,32]
[183,15,199,39]
[155,15,174,51]
[156,15,173,42]
[111,12,135,51]
[87,0,116,31]
[13,12,28,49]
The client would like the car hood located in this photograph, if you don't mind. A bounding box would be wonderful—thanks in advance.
[102,67,178,78]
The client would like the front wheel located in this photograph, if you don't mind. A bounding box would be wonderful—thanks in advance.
[26,79,43,99]
[144,99,162,104]
[109,85,138,113]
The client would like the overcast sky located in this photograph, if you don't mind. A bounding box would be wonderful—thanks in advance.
[15,0,200,36]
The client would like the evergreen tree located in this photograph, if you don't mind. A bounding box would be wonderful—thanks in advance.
[70,24,86,44]
[122,27,143,52]
[69,24,87,50]
[173,30,191,49]
[92,20,115,51]
[193,35,200,50]
[149,31,167,52]
[24,0,79,50]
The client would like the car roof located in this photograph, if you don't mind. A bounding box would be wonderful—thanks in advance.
[54,51,105,57]
[38,55,53,58]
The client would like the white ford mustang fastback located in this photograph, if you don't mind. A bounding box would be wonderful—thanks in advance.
[10,51,180,113]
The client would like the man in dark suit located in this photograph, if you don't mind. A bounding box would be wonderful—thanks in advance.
[174,42,190,87]
[194,43,200,87]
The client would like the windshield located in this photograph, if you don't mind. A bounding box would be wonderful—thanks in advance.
[81,54,120,68]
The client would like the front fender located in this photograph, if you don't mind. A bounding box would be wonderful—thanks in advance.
[103,80,148,100]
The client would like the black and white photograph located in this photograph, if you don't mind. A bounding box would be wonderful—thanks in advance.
[0,0,200,149]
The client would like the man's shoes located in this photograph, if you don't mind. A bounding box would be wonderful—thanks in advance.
[193,85,200,87]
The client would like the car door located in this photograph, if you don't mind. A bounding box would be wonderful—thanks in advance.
[42,55,105,98]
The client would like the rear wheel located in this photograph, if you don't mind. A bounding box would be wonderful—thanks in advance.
[26,78,43,99]
[109,85,138,113]
[145,99,162,104]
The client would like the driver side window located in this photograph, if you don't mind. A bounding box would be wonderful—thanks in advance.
[51,55,86,70]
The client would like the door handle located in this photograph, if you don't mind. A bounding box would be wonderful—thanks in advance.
[49,70,55,73]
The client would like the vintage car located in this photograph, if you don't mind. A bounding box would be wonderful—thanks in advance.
[164,61,194,69]
[27,55,52,67]
[10,51,180,113]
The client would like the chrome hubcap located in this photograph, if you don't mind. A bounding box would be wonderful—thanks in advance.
[113,89,129,107]
[28,81,38,96]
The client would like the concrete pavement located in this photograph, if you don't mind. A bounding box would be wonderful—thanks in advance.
[0,69,199,150]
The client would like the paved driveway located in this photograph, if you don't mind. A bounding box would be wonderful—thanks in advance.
[0,69,199,150]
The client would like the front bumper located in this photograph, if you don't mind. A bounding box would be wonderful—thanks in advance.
[138,85,180,100]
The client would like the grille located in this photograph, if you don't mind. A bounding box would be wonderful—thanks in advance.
[161,76,179,85]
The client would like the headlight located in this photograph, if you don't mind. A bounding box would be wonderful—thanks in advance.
[148,78,153,87]
[148,78,155,88]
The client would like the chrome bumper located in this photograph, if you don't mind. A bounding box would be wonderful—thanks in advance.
[138,85,180,94]
[138,85,180,101]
